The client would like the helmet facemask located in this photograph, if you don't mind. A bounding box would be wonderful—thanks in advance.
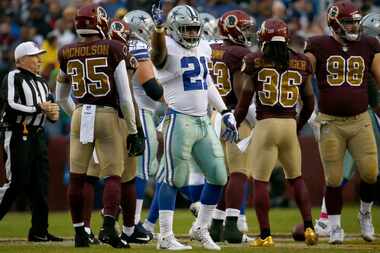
[335,15,362,41]
[178,24,202,48]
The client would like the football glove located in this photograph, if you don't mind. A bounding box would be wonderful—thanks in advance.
[221,110,239,143]
[127,127,145,157]
[151,1,165,28]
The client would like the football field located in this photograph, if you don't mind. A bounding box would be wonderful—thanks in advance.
[0,206,379,253]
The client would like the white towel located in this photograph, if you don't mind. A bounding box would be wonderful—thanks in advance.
[213,112,222,139]
[80,104,96,144]
[237,129,254,152]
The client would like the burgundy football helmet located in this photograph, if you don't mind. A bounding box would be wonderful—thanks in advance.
[108,19,130,44]
[257,18,288,46]
[327,0,362,41]
[218,10,256,46]
[75,3,109,39]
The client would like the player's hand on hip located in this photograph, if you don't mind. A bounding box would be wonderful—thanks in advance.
[127,127,145,156]
[152,0,165,28]
[221,111,239,142]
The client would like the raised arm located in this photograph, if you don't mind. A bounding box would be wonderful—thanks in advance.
[150,2,167,68]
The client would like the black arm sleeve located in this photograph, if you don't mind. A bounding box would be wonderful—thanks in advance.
[142,78,163,101]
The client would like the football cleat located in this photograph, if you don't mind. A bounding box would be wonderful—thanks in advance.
[237,215,249,233]
[314,219,331,237]
[209,219,224,242]
[99,227,130,248]
[250,236,274,247]
[358,211,375,242]
[157,234,192,250]
[304,228,318,246]
[190,225,221,250]
[224,217,243,243]
[120,223,152,244]
[74,228,90,248]
[84,227,99,245]
[328,226,344,244]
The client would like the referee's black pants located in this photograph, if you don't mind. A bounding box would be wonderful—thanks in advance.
[0,126,49,235]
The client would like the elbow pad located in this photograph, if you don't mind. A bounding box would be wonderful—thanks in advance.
[142,78,163,101]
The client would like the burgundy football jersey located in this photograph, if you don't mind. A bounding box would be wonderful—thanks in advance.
[210,42,251,109]
[305,35,380,116]
[242,50,312,120]
[58,39,130,109]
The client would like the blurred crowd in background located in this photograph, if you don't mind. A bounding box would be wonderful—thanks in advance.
[0,0,379,138]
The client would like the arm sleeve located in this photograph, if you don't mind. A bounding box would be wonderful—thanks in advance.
[55,72,75,116]
[5,71,40,114]
[207,75,227,112]
[114,60,137,134]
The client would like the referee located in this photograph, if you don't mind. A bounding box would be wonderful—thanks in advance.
[0,41,62,242]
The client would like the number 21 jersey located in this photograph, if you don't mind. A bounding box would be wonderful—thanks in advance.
[305,35,380,116]
[160,36,212,116]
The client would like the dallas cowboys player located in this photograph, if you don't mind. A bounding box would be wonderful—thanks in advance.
[151,4,238,250]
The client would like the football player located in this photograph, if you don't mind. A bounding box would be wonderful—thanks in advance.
[55,4,139,248]
[304,1,380,244]
[122,10,162,232]
[232,18,317,247]
[313,11,380,242]
[150,4,238,250]
[207,10,256,244]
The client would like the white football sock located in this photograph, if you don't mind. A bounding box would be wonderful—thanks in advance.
[195,204,216,228]
[320,197,328,220]
[328,214,341,228]
[226,208,240,217]
[159,210,174,238]
[73,222,85,228]
[123,225,135,236]
[135,199,143,224]
[143,220,155,233]
[360,201,373,214]
[213,208,226,220]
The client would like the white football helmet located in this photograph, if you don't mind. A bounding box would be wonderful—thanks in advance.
[123,10,154,45]
[200,12,218,40]
[360,13,380,41]
[166,5,203,49]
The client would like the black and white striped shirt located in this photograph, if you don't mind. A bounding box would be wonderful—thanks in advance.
[0,68,51,128]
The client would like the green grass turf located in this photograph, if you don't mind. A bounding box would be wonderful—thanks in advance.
[0,205,379,253]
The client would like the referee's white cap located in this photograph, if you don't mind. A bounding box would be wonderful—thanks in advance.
[14,41,46,61]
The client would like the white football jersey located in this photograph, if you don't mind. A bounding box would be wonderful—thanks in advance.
[160,36,212,116]
[129,39,162,112]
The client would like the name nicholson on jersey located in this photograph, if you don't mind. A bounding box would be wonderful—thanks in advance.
[61,44,110,59]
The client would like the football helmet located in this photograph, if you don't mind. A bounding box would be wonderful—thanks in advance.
[166,5,202,49]
[257,18,288,45]
[218,10,256,46]
[109,18,130,44]
[200,12,218,40]
[75,3,108,39]
[360,13,380,41]
[327,0,362,41]
[123,10,154,45]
